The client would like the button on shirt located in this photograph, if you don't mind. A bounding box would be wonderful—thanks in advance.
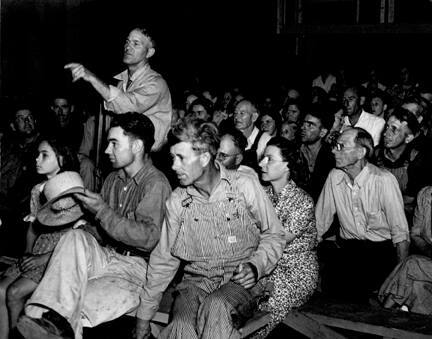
[315,163,409,244]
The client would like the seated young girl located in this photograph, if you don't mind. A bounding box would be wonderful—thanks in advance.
[0,137,84,339]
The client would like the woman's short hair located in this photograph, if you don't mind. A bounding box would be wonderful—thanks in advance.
[266,136,309,189]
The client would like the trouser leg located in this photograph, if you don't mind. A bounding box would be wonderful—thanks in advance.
[198,282,253,339]
[25,229,109,337]
[160,283,207,339]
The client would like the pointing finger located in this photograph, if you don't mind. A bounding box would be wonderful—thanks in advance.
[64,63,80,69]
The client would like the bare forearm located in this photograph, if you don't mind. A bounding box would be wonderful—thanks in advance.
[25,223,37,253]
[396,240,409,262]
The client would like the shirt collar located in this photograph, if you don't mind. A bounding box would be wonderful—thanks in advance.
[113,63,150,82]
[185,162,232,198]
[337,162,371,188]
[247,126,259,146]
[343,109,367,126]
[115,158,153,186]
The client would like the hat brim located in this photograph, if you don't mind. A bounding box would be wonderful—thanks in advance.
[37,186,85,227]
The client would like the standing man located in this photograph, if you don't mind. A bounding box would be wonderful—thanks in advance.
[18,113,171,339]
[65,27,172,151]
[135,119,285,339]
[316,127,409,303]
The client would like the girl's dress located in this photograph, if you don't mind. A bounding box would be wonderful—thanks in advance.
[4,182,70,283]
[253,181,319,338]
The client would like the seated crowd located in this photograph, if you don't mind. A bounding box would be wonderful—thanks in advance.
[2,30,432,339]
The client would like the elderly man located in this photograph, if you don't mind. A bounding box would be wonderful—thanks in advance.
[65,27,172,151]
[135,119,285,339]
[18,113,171,339]
[216,129,258,178]
[316,127,409,303]
[234,99,271,171]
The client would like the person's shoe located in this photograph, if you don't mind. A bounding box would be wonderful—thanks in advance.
[17,311,73,339]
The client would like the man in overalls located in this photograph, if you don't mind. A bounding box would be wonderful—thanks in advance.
[135,119,286,339]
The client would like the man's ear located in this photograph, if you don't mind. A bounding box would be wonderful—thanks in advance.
[358,146,367,160]
[235,153,243,167]
[132,139,144,154]
[70,105,75,113]
[10,122,16,132]
[251,112,259,124]
[405,133,415,144]
[146,47,156,59]
[360,96,366,106]
[199,151,211,167]
[319,128,328,139]
[58,155,64,168]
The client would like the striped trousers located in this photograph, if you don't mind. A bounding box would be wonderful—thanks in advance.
[160,281,254,339]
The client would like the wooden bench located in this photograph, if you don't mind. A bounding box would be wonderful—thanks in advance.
[150,287,271,338]
[283,296,432,339]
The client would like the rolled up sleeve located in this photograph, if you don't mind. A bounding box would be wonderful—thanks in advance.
[137,197,181,320]
[380,173,410,244]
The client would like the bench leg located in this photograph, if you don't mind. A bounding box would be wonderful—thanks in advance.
[283,311,348,339]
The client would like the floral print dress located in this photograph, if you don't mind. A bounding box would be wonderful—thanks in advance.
[253,180,319,338]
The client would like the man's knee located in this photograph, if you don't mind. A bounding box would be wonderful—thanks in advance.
[58,229,95,249]
[200,292,231,317]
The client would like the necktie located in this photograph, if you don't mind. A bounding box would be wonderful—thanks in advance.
[126,78,133,90]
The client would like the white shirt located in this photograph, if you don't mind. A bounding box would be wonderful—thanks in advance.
[342,110,385,146]
[316,163,409,244]
[245,127,272,161]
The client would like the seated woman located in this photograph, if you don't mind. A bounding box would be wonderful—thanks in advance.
[378,186,432,315]
[253,137,319,338]
[0,137,83,339]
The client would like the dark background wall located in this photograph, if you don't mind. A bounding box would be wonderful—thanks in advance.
[1,0,432,114]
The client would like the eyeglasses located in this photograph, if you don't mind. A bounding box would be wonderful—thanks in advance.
[332,142,357,152]
[216,152,240,160]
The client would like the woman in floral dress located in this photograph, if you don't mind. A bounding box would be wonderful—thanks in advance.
[253,137,319,338]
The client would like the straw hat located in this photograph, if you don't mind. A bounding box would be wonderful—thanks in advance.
[37,171,85,227]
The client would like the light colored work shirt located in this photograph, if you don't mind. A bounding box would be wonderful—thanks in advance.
[316,163,409,244]
[137,166,286,320]
[105,63,172,151]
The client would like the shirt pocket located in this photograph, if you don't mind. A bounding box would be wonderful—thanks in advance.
[366,211,386,232]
